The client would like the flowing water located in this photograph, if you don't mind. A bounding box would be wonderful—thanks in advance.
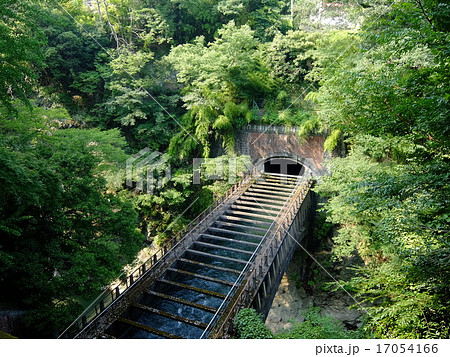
[105,174,300,338]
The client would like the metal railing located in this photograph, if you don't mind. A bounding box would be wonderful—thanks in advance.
[245,124,301,134]
[200,177,313,338]
[58,166,261,339]
[208,179,312,338]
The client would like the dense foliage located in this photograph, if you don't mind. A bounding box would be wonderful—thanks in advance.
[0,1,44,110]
[0,0,448,339]
[0,103,144,335]
[234,308,274,338]
[275,307,364,339]
[312,0,450,338]
[234,307,363,339]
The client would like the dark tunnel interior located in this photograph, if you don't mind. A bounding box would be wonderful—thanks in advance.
[263,158,303,176]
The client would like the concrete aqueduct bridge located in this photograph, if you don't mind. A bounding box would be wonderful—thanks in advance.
[59,126,327,339]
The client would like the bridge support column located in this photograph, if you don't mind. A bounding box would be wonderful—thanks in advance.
[255,294,262,311]
[267,267,273,289]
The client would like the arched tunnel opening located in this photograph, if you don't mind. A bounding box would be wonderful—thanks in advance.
[263,157,303,176]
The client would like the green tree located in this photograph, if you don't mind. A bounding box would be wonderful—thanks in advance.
[246,0,289,41]
[132,168,194,246]
[167,0,288,43]
[0,103,144,336]
[312,0,450,338]
[167,21,268,157]
[0,0,44,111]
[315,142,450,337]
[37,2,104,110]
[263,30,317,87]
[98,47,179,150]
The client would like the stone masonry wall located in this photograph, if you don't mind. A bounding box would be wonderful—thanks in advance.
[235,127,327,175]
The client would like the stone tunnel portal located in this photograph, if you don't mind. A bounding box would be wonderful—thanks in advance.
[263,157,305,176]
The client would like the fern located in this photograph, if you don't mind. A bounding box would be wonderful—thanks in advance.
[223,102,240,120]
[195,105,216,158]
[297,116,320,142]
[222,101,251,128]
[324,129,341,152]
[222,133,236,155]
[213,115,232,131]
[168,132,198,161]
[212,116,236,154]
[246,71,275,95]
[276,90,290,109]
[245,110,253,124]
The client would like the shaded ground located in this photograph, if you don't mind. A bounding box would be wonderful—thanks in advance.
[265,242,364,334]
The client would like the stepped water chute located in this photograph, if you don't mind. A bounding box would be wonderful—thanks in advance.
[60,172,314,339]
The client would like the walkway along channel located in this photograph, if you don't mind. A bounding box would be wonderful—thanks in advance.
[59,171,315,339]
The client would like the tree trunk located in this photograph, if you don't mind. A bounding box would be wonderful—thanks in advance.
[95,0,103,22]
[102,0,119,48]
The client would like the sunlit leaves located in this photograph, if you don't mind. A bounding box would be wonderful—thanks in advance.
[167,21,258,156]
[0,103,144,334]
[0,0,44,110]
[313,5,450,333]
[263,30,317,85]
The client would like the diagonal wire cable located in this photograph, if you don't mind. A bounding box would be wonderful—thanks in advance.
[112,195,200,287]
[156,197,199,239]
[282,223,373,318]
[247,183,374,320]
[57,196,199,338]
[251,0,400,146]
[51,0,199,145]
